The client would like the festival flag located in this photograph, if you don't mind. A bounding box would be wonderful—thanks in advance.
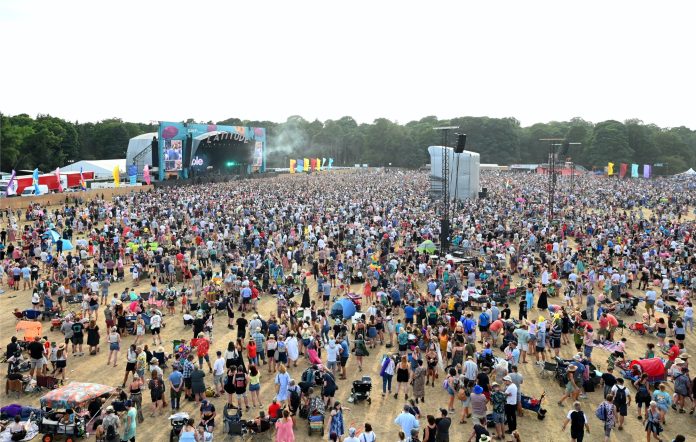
[113,165,120,187]
[322,158,327,169]
[289,159,296,174]
[54,167,63,192]
[32,168,41,195]
[5,170,16,196]
[79,167,87,190]
[619,163,628,178]
[607,162,614,176]
[315,158,321,171]
[328,158,334,169]
[631,164,639,178]
[295,159,303,173]
[143,164,151,185]
[303,158,310,172]
[643,164,651,178]
[310,158,317,171]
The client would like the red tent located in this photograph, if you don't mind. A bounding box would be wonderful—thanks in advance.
[629,358,665,382]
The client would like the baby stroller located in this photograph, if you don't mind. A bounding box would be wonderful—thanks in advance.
[299,366,324,394]
[222,404,247,441]
[169,412,189,442]
[553,357,570,387]
[348,376,372,404]
[306,396,325,436]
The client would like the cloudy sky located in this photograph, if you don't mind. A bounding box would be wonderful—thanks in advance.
[1,0,694,128]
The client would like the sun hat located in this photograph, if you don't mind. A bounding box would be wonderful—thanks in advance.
[479,436,492,442]
[473,385,484,394]
[503,375,512,382]
[675,358,685,365]
[567,365,577,372]
[106,405,114,413]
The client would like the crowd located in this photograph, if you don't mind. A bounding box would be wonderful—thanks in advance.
[1,169,695,442]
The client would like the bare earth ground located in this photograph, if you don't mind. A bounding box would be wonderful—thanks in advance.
[1,209,695,442]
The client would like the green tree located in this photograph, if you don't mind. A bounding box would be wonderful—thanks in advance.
[585,120,633,167]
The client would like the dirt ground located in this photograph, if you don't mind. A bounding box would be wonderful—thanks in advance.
[2,213,695,442]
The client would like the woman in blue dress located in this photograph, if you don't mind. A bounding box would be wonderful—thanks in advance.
[328,401,350,440]
[275,364,291,406]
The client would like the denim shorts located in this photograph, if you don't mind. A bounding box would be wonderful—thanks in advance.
[249,383,260,392]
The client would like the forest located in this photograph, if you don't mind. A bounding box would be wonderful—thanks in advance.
[1,114,695,175]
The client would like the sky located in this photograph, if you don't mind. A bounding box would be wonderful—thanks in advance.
[1,0,694,128]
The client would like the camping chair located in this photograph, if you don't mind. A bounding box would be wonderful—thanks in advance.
[539,361,557,379]
[617,319,626,336]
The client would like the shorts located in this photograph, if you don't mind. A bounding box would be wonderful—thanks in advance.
[184,378,192,389]
[125,362,136,372]
[151,327,160,335]
[72,335,84,345]
[249,383,260,392]
[490,412,505,424]
[471,413,486,423]
[110,342,120,351]
[214,374,224,385]
[479,325,488,333]
[327,361,337,371]
[399,344,407,352]
[565,382,577,393]
[676,333,685,341]
[536,346,545,352]
[30,358,45,369]
[617,404,627,416]
[236,389,247,398]
[90,304,99,311]
[520,343,529,352]
[636,393,651,406]
[583,346,593,358]
[56,360,66,369]
[340,357,348,367]
[550,338,561,349]
[243,297,250,304]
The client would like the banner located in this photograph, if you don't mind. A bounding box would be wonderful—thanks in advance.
[328,158,334,169]
[631,164,639,178]
[296,159,303,173]
[5,170,16,196]
[143,164,151,185]
[310,158,317,171]
[113,165,120,187]
[303,158,310,172]
[32,168,41,195]
[619,163,628,178]
[607,162,614,176]
[79,167,87,190]
[322,158,327,169]
[289,159,296,174]
[643,164,651,178]
[316,157,321,171]
[54,167,63,192]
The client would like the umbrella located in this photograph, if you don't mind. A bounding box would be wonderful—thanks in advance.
[40,382,115,409]
[43,230,60,242]
[515,197,526,203]
[417,240,437,254]
[331,298,356,319]
[57,239,73,251]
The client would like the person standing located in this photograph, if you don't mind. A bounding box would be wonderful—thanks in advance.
[434,409,450,442]
[121,400,137,442]
[644,401,664,442]
[168,364,183,410]
[562,401,589,442]
[610,378,631,430]
[489,382,506,440]
[503,375,518,434]
[274,409,295,442]
[411,359,427,404]
[212,351,226,395]
[394,405,419,441]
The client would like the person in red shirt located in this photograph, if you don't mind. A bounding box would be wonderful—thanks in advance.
[598,314,610,341]
[192,332,213,372]
[488,319,504,347]
[606,313,619,340]
[267,399,281,419]
[666,340,681,370]
[247,339,258,366]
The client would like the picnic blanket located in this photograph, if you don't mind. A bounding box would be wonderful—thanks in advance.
[0,422,38,442]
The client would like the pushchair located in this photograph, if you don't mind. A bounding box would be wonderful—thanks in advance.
[348,376,372,404]
[305,396,325,436]
[168,412,189,442]
[223,404,247,441]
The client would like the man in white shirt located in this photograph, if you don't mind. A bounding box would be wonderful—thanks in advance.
[464,356,478,383]
[213,350,226,394]
[149,310,162,345]
[503,375,518,434]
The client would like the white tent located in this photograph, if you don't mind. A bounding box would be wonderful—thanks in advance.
[60,159,126,179]
[676,168,696,176]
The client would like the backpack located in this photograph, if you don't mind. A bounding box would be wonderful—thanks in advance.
[105,424,117,441]
[234,373,246,389]
[614,386,627,406]
[595,403,608,421]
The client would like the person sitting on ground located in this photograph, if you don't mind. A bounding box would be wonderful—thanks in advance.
[246,410,271,433]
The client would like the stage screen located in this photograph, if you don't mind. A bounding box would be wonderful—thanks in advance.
[157,122,266,180]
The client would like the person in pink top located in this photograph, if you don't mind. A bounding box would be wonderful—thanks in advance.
[606,313,619,340]
[274,409,295,442]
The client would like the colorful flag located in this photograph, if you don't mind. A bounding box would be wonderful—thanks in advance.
[607,162,614,176]
[619,163,628,178]
[303,158,310,172]
[631,164,639,178]
[5,170,16,196]
[54,167,63,192]
[328,158,334,169]
[289,159,296,174]
[296,159,303,173]
[79,167,87,190]
[316,158,321,171]
[310,158,317,171]
[113,165,120,187]
[32,168,41,195]
[322,158,327,169]
[143,164,151,185]
[643,164,651,178]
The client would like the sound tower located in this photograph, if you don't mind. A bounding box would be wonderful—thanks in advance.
[151,136,159,168]
[184,134,193,168]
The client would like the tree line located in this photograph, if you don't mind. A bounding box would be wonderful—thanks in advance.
[2,114,695,175]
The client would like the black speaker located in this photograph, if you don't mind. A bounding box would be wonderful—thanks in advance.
[479,187,488,199]
[455,134,467,153]
[151,136,159,168]
[184,134,193,167]
[440,219,450,251]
